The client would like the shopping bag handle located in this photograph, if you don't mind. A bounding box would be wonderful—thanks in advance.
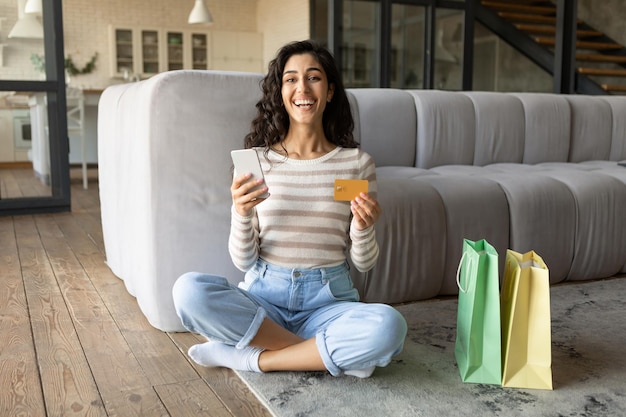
[456,252,470,293]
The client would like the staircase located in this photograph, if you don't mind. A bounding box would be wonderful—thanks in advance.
[476,0,626,94]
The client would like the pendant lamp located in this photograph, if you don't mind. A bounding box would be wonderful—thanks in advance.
[25,0,43,15]
[8,0,43,39]
[188,0,213,25]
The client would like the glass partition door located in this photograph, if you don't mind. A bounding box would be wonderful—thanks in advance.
[0,0,70,214]
[390,3,425,88]
[434,8,464,90]
[342,0,381,88]
[312,0,468,90]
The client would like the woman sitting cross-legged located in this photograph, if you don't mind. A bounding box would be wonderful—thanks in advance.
[172,40,407,378]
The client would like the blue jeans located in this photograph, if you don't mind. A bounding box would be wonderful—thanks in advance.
[172,259,407,376]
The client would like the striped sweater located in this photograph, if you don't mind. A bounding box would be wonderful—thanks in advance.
[228,146,379,272]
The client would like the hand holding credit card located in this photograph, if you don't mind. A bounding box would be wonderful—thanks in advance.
[334,179,369,201]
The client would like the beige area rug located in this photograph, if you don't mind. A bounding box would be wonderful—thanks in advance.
[236,278,626,417]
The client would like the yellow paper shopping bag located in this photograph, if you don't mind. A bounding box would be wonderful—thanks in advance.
[501,249,553,390]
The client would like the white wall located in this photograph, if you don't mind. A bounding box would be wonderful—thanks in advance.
[257,0,310,71]
[579,0,626,46]
[0,0,309,89]
[0,0,44,81]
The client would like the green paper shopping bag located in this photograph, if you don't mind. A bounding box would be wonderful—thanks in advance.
[501,249,553,390]
[454,239,502,384]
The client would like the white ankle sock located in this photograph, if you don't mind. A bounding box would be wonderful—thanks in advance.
[344,366,376,378]
[188,342,263,373]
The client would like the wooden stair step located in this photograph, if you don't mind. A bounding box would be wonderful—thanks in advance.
[491,0,549,3]
[577,54,626,64]
[482,1,556,14]
[578,67,626,77]
[575,30,604,38]
[602,84,626,92]
[498,12,556,24]
[535,37,624,50]
[498,12,582,25]
[514,24,602,38]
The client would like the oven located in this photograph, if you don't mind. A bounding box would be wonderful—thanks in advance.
[13,109,32,149]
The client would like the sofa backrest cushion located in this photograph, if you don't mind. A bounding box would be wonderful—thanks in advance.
[408,90,476,169]
[512,93,571,164]
[462,92,525,166]
[348,89,417,167]
[564,95,612,162]
[601,96,626,161]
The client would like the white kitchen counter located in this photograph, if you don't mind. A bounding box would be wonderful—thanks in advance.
[27,89,102,185]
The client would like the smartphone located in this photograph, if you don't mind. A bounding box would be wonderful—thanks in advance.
[334,179,369,201]
[231,149,270,199]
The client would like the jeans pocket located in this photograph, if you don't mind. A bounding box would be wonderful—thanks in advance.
[246,267,293,309]
[325,273,360,302]
[239,266,261,292]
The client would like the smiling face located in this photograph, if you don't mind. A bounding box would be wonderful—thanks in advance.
[281,53,335,129]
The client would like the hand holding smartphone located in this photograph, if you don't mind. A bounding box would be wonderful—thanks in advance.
[231,149,270,199]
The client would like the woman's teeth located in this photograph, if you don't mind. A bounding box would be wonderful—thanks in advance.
[294,99,314,107]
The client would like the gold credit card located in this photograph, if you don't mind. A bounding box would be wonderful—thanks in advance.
[334,179,369,201]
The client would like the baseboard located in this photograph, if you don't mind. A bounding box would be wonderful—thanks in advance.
[0,161,34,169]
[69,163,98,169]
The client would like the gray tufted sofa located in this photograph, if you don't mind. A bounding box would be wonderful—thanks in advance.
[98,70,626,331]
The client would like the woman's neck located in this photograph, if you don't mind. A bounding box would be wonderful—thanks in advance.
[275,125,335,160]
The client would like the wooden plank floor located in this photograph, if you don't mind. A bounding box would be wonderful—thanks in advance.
[0,164,52,199]
[0,168,272,417]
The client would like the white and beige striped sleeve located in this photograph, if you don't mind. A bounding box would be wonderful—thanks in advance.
[228,206,260,272]
[349,151,379,272]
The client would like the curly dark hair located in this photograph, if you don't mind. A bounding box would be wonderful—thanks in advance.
[244,40,358,150]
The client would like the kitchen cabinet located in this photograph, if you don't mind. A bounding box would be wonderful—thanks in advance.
[164,31,211,71]
[110,26,263,78]
[141,30,160,74]
[165,31,184,71]
[110,26,213,78]
[191,33,209,70]
[211,30,263,73]
[110,26,163,78]
[110,28,135,77]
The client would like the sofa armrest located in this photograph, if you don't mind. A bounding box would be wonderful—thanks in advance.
[98,70,263,331]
